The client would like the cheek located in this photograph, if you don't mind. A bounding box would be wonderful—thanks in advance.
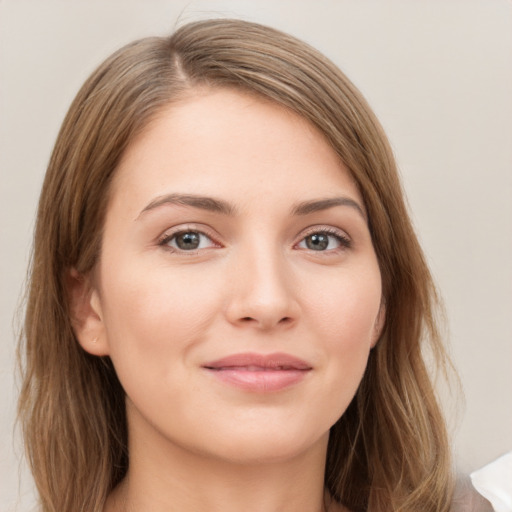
[304,264,381,410]
[97,265,226,430]
[306,264,382,345]
[97,260,224,372]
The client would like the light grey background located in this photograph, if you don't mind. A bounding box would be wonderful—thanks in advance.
[1,1,511,510]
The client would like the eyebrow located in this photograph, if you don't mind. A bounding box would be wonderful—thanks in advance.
[292,197,367,221]
[137,193,236,219]
[137,193,366,221]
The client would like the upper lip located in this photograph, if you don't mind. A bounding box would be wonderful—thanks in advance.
[203,352,312,371]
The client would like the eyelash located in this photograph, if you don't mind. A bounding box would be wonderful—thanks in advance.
[157,226,351,254]
[296,227,352,252]
[158,226,220,254]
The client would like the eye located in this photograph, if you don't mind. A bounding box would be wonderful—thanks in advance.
[160,230,217,252]
[297,229,350,252]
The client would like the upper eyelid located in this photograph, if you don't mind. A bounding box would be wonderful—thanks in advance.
[294,226,352,252]
[297,225,351,240]
[157,224,220,245]
[156,223,351,246]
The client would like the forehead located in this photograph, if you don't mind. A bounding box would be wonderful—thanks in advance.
[110,87,363,215]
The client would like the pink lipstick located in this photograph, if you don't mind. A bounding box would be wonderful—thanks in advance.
[202,352,312,392]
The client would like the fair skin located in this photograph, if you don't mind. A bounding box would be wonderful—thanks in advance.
[71,88,384,512]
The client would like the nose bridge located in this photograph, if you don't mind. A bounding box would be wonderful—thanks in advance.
[226,236,298,329]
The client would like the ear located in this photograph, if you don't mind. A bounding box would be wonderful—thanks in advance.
[370,300,386,348]
[66,268,110,356]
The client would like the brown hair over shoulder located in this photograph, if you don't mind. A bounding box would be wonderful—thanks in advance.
[18,18,454,512]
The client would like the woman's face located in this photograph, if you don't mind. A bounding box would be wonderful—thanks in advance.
[81,88,384,464]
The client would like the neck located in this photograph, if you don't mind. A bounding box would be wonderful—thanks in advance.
[105,413,335,512]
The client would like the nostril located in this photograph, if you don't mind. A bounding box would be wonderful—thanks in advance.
[238,316,292,326]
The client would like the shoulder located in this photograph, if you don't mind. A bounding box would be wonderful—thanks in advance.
[450,474,494,512]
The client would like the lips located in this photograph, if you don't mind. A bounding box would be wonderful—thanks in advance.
[202,352,312,392]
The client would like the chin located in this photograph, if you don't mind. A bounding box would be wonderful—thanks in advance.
[199,426,329,465]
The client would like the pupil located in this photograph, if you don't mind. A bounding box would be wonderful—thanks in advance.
[306,234,328,251]
[177,232,200,250]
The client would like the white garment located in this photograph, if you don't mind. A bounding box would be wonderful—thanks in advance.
[471,451,512,512]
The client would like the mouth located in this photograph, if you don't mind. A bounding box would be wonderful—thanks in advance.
[202,352,312,392]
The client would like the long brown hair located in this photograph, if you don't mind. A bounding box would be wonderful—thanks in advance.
[18,19,454,512]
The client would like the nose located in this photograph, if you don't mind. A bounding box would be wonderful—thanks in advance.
[224,245,300,331]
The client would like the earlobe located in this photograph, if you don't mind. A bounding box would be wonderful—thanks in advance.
[66,268,110,356]
[371,300,386,348]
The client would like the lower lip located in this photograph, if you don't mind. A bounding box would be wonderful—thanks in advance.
[204,368,310,392]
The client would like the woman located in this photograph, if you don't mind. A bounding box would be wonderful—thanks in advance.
[18,18,467,512]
